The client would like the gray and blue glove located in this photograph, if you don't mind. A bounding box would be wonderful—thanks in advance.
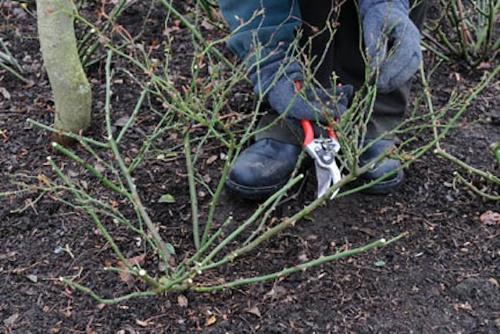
[359,0,422,93]
[219,0,352,123]
[250,59,353,123]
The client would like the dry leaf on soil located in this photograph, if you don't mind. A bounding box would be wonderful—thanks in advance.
[3,313,19,327]
[117,254,146,284]
[479,211,500,226]
[246,306,261,318]
[205,315,217,326]
[177,294,188,307]
[135,319,151,327]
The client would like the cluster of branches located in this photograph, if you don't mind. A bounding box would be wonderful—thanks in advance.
[420,1,500,200]
[0,38,29,83]
[424,0,499,67]
[5,0,498,303]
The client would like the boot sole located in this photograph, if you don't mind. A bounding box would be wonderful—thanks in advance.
[225,155,312,202]
[225,178,289,202]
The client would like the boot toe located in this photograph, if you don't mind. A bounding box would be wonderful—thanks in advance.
[226,139,301,200]
[359,139,404,194]
[362,157,401,180]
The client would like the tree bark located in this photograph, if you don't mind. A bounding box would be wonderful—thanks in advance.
[37,0,91,140]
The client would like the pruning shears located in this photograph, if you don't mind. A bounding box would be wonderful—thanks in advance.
[295,81,343,199]
[301,119,342,199]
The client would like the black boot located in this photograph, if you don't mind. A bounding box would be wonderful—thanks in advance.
[358,139,404,194]
[225,138,301,201]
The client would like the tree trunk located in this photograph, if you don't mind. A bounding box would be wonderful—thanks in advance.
[37,0,91,140]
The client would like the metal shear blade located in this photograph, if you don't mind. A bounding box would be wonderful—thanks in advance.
[315,161,342,199]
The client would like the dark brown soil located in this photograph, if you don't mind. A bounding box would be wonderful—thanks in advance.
[1,1,499,333]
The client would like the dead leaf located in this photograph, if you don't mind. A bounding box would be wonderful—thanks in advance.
[0,251,16,261]
[488,277,499,287]
[118,269,132,284]
[127,254,146,267]
[3,313,19,327]
[206,155,218,165]
[453,302,473,311]
[265,285,287,300]
[298,253,308,262]
[135,319,151,327]
[480,211,500,226]
[114,116,130,127]
[478,62,492,70]
[205,315,217,326]
[177,294,188,307]
[0,87,11,100]
[116,325,137,334]
[62,306,73,318]
[200,19,214,31]
[117,254,146,284]
[26,274,38,283]
[246,306,261,318]
[86,326,97,334]
[94,162,105,173]
[37,173,50,186]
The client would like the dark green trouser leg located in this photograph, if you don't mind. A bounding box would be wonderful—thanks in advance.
[256,0,428,143]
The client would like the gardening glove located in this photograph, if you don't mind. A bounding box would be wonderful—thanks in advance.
[219,0,352,122]
[250,59,353,123]
[359,0,422,93]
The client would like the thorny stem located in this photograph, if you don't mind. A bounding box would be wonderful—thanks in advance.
[193,233,407,292]
[158,0,238,73]
[47,158,129,267]
[429,0,499,67]
[199,174,305,268]
[453,172,500,201]
[244,152,307,245]
[184,131,201,250]
[201,142,235,246]
[51,142,128,196]
[435,148,500,185]
[79,0,130,66]
[105,51,173,270]
[116,88,148,143]
[0,38,29,82]
[63,278,158,304]
[49,157,163,289]
[203,172,355,271]
[426,62,500,200]
[185,216,233,267]
[0,61,29,83]
[419,65,442,150]
[27,119,109,148]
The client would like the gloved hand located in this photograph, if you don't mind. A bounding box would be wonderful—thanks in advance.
[359,0,422,93]
[250,59,353,123]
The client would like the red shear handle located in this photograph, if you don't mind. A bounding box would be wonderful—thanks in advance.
[301,119,314,147]
[327,127,338,141]
[294,80,338,145]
